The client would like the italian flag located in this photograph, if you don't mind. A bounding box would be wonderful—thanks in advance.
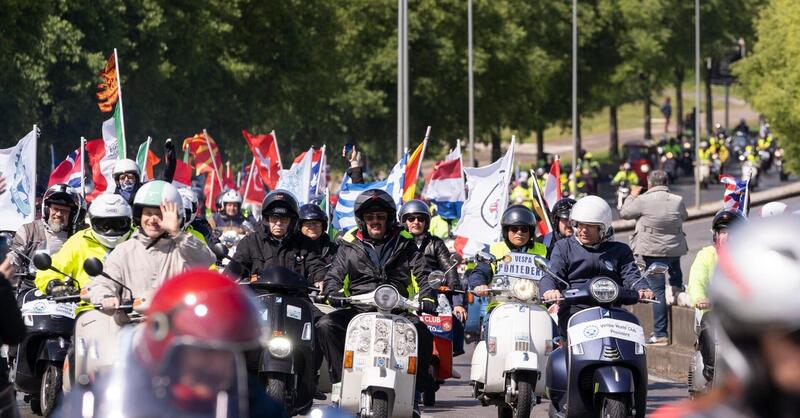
[102,102,126,159]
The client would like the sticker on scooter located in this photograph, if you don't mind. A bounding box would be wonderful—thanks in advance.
[286,305,302,320]
[21,300,77,319]
[568,318,645,346]
[374,357,389,367]
[496,253,543,280]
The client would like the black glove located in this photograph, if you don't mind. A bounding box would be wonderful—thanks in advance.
[420,298,438,315]
[327,295,347,308]
[46,280,77,297]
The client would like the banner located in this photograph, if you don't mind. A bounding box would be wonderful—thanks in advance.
[0,129,37,231]
[452,138,515,255]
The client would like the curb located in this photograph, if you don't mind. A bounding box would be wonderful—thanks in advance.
[612,180,800,232]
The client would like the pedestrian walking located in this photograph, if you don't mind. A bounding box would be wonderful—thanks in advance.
[619,170,688,345]
[660,97,672,133]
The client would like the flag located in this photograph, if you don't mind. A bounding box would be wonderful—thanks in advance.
[183,132,222,176]
[332,155,408,231]
[172,160,193,189]
[402,141,426,202]
[135,138,161,181]
[223,161,236,190]
[0,129,37,231]
[276,147,314,204]
[542,158,562,210]
[422,143,464,220]
[452,139,516,255]
[49,148,82,189]
[101,103,126,160]
[720,175,750,215]
[204,171,222,211]
[240,163,265,205]
[86,125,123,201]
[243,130,281,190]
[292,147,325,197]
[97,50,126,158]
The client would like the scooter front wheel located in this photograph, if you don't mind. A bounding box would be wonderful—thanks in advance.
[513,378,534,418]
[39,363,63,416]
[265,375,287,405]
[370,391,389,418]
[598,393,629,418]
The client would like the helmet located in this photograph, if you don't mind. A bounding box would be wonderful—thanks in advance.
[501,205,537,244]
[700,141,709,149]
[535,167,546,177]
[42,184,83,232]
[132,180,183,226]
[220,190,243,205]
[298,203,328,231]
[712,210,745,232]
[261,189,299,219]
[622,162,632,171]
[584,152,594,160]
[398,199,431,232]
[135,269,264,410]
[570,195,613,238]
[354,189,397,233]
[88,193,132,249]
[760,201,788,217]
[551,198,576,223]
[178,188,199,226]
[112,158,141,182]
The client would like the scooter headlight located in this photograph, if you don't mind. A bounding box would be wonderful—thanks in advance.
[374,285,400,310]
[640,164,650,173]
[590,278,619,303]
[268,337,292,358]
[511,278,538,301]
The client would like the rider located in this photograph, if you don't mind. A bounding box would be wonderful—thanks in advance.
[539,198,576,257]
[510,172,534,209]
[316,189,437,417]
[400,199,467,356]
[658,215,800,418]
[698,141,712,164]
[112,158,143,206]
[55,269,288,418]
[540,195,654,337]
[89,180,215,311]
[297,203,337,291]
[177,187,215,245]
[35,193,133,304]
[230,190,324,282]
[611,162,639,187]
[686,210,744,385]
[11,184,83,292]
[210,189,255,236]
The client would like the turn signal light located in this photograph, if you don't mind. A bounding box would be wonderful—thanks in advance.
[407,356,417,375]
[343,351,354,370]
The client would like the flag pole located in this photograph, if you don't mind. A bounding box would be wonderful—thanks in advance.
[318,145,327,194]
[80,137,86,199]
[456,139,465,185]
[50,144,55,171]
[243,158,256,201]
[113,48,127,158]
[32,125,38,202]
[202,129,224,190]
[271,130,283,170]
[530,168,554,234]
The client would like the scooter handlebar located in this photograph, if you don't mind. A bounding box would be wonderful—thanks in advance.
[50,294,81,303]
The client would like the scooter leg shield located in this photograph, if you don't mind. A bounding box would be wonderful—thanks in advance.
[470,341,487,384]
[592,366,634,395]
[545,347,566,405]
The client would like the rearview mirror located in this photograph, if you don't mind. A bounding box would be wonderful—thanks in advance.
[83,257,105,277]
[533,255,551,271]
[644,262,668,277]
[428,271,445,288]
[475,251,496,264]
[33,253,52,271]
[448,253,463,265]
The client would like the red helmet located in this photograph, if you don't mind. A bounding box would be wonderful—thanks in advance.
[136,269,264,372]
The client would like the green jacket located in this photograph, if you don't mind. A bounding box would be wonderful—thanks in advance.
[612,171,639,186]
[429,215,450,240]
[687,245,717,314]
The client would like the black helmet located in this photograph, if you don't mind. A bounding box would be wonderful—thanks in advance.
[262,189,299,219]
[501,205,537,244]
[42,184,84,234]
[551,198,576,222]
[299,203,328,231]
[354,189,397,233]
[712,210,745,232]
[398,199,431,232]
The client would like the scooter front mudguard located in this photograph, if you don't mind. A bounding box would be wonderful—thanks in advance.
[339,367,415,418]
[593,366,634,395]
[39,337,69,363]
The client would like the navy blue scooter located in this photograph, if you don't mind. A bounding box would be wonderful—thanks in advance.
[534,256,667,418]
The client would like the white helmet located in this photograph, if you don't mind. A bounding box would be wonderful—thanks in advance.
[132,180,183,226]
[112,158,141,181]
[177,187,199,226]
[89,193,132,249]
[570,195,613,237]
[220,190,243,205]
[760,201,788,217]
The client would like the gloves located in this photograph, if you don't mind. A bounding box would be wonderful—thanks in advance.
[46,280,77,297]
[327,295,347,308]
[420,298,438,315]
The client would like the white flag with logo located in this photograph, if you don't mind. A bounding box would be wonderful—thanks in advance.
[276,147,313,204]
[0,129,37,231]
[452,138,515,253]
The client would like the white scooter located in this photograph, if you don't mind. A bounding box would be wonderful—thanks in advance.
[470,251,555,418]
[740,154,759,188]
[331,278,442,418]
[687,309,726,399]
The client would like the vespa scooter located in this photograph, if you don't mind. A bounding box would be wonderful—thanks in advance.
[469,251,555,418]
[537,256,666,418]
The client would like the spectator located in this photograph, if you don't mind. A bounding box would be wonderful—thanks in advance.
[619,170,688,346]
[660,97,672,133]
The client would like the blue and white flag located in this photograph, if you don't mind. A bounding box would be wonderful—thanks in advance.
[0,128,37,231]
[332,153,407,231]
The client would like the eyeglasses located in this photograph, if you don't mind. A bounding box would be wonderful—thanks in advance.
[508,226,530,233]
[404,215,427,223]
[118,173,137,181]
[268,215,290,224]
[363,213,388,222]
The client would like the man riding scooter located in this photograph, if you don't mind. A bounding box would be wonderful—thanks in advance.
[298,203,338,291]
[112,159,143,206]
[210,190,255,236]
[317,189,438,418]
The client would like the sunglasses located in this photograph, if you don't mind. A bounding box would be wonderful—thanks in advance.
[92,217,131,236]
[508,226,530,233]
[364,213,388,222]
[405,215,427,223]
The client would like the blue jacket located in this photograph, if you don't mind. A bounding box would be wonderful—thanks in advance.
[538,237,646,296]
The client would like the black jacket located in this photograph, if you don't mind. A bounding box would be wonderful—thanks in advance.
[323,227,436,301]
[414,233,464,307]
[232,226,324,283]
[302,233,338,284]
[1,276,26,390]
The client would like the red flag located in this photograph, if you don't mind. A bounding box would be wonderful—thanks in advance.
[172,160,193,189]
[85,139,109,201]
[183,132,222,176]
[223,161,236,190]
[239,164,265,205]
[96,53,118,113]
[204,171,221,211]
[243,130,281,190]
[143,150,161,181]
[49,148,82,188]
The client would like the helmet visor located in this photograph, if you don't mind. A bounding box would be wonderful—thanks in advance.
[92,217,132,236]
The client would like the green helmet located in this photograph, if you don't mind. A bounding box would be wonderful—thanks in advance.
[132,180,183,226]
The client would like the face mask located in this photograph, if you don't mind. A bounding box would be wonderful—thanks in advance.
[119,180,135,192]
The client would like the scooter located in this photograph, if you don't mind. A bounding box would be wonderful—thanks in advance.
[710,153,723,183]
[470,251,555,418]
[330,277,443,418]
[537,257,667,418]
[775,148,788,181]
[7,253,77,416]
[698,161,711,189]
[740,154,760,188]
[616,181,630,211]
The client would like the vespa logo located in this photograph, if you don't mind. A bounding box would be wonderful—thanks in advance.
[583,325,600,339]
